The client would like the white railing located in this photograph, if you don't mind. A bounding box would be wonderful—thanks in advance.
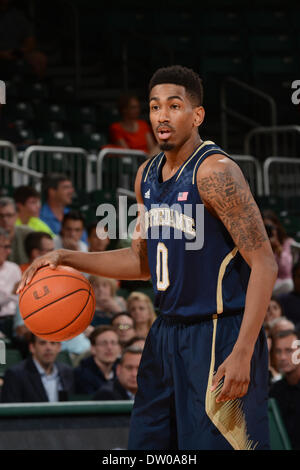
[232,154,263,196]
[22,145,93,191]
[97,148,148,191]
[263,157,300,196]
[244,125,300,159]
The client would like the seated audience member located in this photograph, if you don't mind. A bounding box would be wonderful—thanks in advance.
[0,0,47,79]
[89,275,126,325]
[12,232,54,356]
[14,185,54,237]
[263,210,294,296]
[54,211,88,252]
[277,262,300,326]
[111,312,136,347]
[124,335,146,351]
[61,331,92,367]
[269,329,300,449]
[93,347,142,400]
[74,326,121,395]
[0,227,21,336]
[20,231,54,272]
[0,197,33,264]
[40,173,74,236]
[127,291,156,339]
[269,316,295,339]
[109,94,157,155]
[264,297,283,326]
[87,222,110,252]
[1,334,75,403]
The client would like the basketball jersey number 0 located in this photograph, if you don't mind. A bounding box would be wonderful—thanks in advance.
[156,242,170,291]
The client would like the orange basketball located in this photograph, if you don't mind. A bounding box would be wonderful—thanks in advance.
[19,265,95,342]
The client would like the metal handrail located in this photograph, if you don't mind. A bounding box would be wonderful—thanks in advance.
[22,145,92,190]
[263,156,300,196]
[232,154,263,196]
[96,147,148,190]
[221,76,277,152]
[244,125,300,157]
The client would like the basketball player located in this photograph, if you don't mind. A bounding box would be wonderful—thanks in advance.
[17,66,278,450]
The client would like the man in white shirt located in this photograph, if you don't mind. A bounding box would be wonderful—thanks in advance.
[54,210,88,252]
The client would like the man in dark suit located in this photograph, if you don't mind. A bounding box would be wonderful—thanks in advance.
[93,347,142,400]
[1,334,75,402]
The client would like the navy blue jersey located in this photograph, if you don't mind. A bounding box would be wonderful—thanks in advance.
[141,140,250,318]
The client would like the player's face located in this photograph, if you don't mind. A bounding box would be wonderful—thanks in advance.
[273,335,299,374]
[117,352,141,394]
[149,83,204,151]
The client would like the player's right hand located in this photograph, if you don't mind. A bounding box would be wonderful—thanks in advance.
[16,250,62,294]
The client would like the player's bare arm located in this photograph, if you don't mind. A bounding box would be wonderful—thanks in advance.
[197,155,278,402]
[17,162,151,293]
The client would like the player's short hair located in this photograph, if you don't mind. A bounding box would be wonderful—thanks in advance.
[149,65,203,106]
[14,186,40,205]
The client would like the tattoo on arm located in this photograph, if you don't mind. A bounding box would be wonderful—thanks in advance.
[198,168,267,251]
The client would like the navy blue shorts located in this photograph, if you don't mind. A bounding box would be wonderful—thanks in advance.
[128,312,270,450]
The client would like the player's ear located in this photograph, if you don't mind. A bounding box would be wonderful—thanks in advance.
[193,106,205,128]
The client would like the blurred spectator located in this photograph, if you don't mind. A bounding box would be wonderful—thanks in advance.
[269,329,300,449]
[93,347,142,400]
[264,297,283,326]
[89,275,126,326]
[14,185,54,237]
[277,262,300,326]
[263,210,294,296]
[60,332,91,367]
[40,173,74,236]
[1,334,75,403]
[12,231,54,356]
[54,211,88,252]
[74,325,121,395]
[111,312,136,347]
[269,316,295,338]
[87,222,110,252]
[127,291,156,339]
[20,231,54,272]
[109,94,157,155]
[0,226,21,336]
[0,197,33,264]
[124,335,146,351]
[0,0,47,80]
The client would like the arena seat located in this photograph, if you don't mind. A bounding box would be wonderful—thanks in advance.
[248,34,294,53]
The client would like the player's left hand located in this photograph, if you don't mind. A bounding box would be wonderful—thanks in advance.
[210,350,251,403]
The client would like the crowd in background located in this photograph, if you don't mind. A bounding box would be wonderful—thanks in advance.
[0,172,299,447]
